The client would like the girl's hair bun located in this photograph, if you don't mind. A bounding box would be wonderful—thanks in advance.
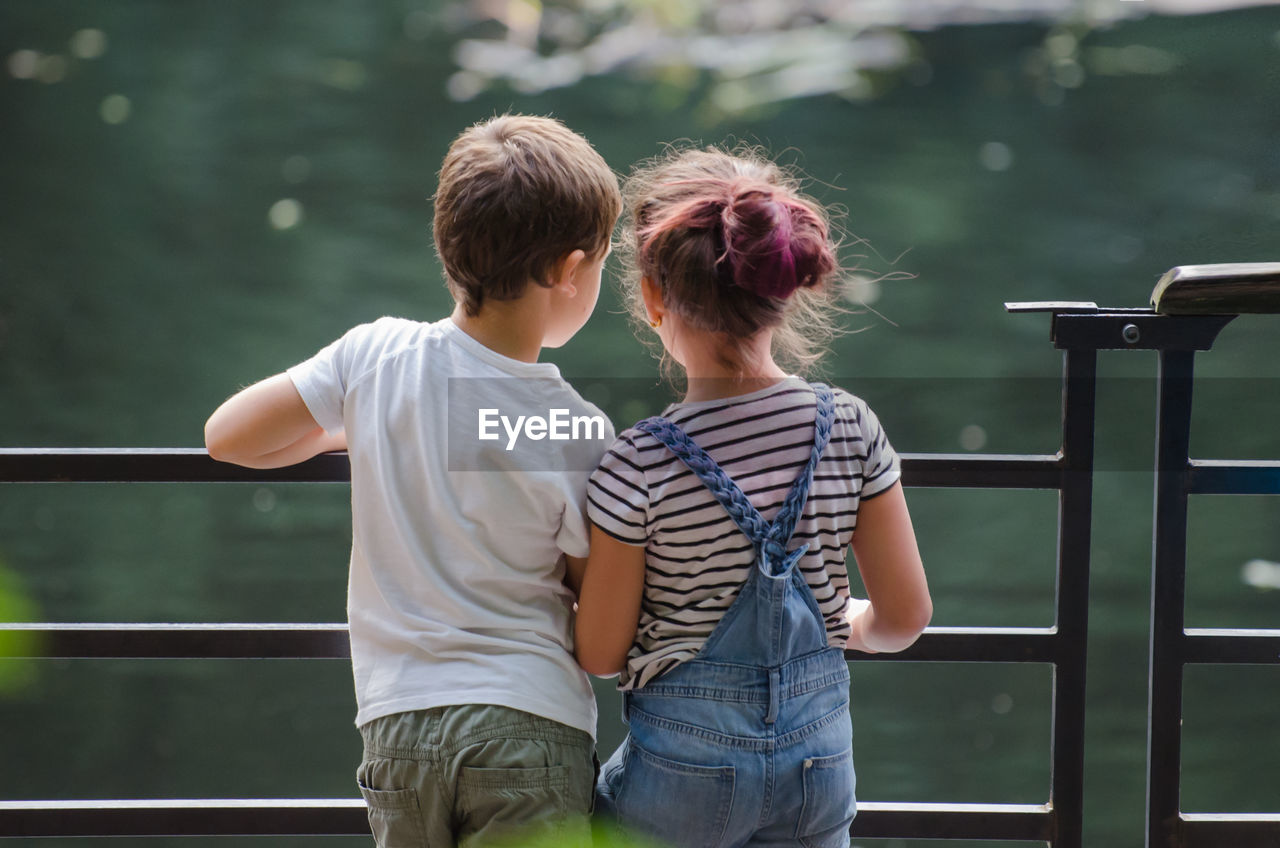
[620,145,845,380]
[720,181,836,300]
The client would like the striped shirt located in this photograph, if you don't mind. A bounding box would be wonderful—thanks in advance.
[587,377,900,689]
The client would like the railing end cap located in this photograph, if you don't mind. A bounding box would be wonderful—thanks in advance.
[1004,301,1099,314]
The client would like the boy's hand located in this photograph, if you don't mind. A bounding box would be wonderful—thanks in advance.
[205,373,346,468]
[563,554,588,597]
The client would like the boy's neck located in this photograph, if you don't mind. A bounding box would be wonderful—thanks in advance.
[450,301,545,364]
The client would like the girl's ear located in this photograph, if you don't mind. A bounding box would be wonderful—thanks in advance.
[551,249,587,296]
[640,276,664,325]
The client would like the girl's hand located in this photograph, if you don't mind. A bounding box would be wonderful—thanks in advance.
[843,597,878,654]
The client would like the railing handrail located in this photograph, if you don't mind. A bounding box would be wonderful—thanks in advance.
[0,447,1068,488]
[0,622,1064,663]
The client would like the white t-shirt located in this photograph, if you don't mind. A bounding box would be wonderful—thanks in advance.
[587,378,899,689]
[288,316,613,734]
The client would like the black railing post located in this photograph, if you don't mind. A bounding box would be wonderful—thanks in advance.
[1146,348,1196,848]
[1028,302,1238,848]
[1051,346,1098,848]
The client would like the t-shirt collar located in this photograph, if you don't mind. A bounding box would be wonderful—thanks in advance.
[440,317,563,379]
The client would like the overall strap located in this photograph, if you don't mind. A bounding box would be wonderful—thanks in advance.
[636,383,836,575]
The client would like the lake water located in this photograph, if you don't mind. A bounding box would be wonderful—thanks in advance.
[2,3,1279,845]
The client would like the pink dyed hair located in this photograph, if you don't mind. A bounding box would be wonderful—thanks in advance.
[621,146,843,376]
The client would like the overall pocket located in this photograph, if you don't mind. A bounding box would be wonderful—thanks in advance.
[795,748,857,848]
[615,740,735,848]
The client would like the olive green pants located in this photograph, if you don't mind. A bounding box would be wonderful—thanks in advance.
[357,705,595,848]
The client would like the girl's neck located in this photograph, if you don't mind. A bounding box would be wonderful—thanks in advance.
[679,332,789,403]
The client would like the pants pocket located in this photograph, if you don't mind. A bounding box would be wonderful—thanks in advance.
[615,740,735,848]
[457,764,589,847]
[795,749,857,848]
[357,764,427,848]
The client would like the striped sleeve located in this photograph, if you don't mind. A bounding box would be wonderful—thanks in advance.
[855,398,901,499]
[587,433,650,545]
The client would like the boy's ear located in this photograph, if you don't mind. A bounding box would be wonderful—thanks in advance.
[551,249,587,296]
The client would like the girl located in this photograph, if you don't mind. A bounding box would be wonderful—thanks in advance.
[574,146,932,848]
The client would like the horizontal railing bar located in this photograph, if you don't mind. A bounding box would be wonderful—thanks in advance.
[852,802,1054,841]
[850,627,1058,664]
[0,799,1054,840]
[2,623,351,658]
[0,449,1066,489]
[0,448,350,483]
[1183,629,1280,664]
[901,453,1064,489]
[2,623,1057,662]
[1189,459,1280,495]
[0,799,369,837]
[1180,813,1280,847]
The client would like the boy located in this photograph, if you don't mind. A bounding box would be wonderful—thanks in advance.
[205,114,621,847]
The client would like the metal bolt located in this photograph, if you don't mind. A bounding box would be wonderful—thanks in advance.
[1122,323,1141,345]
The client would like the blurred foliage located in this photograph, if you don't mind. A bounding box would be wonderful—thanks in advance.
[438,0,1194,117]
[0,556,42,694]
[498,820,665,848]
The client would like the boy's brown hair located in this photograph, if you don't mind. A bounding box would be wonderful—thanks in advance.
[434,114,622,316]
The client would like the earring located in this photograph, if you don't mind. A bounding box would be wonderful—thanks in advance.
[649,316,663,329]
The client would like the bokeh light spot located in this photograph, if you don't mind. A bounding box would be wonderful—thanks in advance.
[979,141,1014,172]
[446,70,486,102]
[959,424,988,452]
[70,28,108,60]
[843,274,882,307]
[268,198,304,230]
[34,54,68,84]
[7,49,39,79]
[100,94,131,124]
[326,59,367,91]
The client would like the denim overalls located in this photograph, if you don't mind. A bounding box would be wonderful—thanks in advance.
[596,384,857,848]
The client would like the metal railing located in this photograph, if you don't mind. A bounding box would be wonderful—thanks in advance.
[1143,321,1280,848]
[1,300,1276,845]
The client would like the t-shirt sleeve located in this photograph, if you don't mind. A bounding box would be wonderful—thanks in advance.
[556,404,618,558]
[286,320,387,434]
[586,432,650,545]
[858,401,901,499]
[554,471,596,559]
[286,337,351,434]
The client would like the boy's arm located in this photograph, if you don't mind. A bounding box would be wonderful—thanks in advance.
[573,525,645,676]
[205,373,347,469]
